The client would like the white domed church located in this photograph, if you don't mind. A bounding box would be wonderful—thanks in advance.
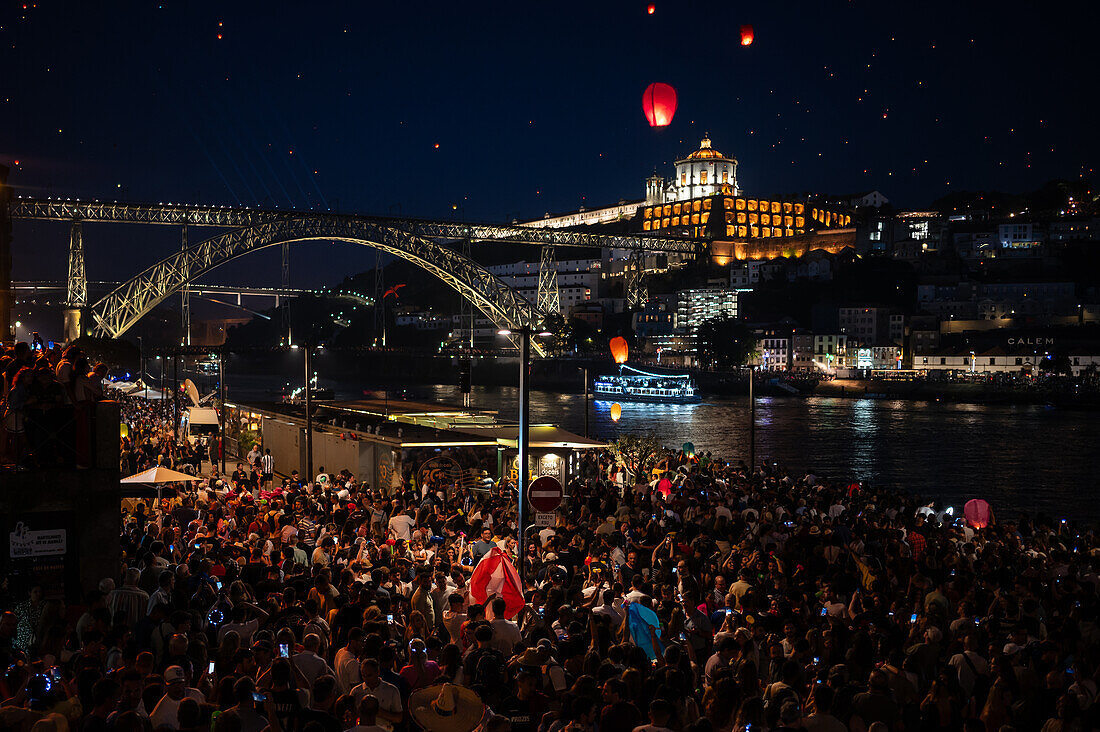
[645,135,739,205]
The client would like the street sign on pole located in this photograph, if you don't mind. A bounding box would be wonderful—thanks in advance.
[529,475,563,513]
[534,512,555,527]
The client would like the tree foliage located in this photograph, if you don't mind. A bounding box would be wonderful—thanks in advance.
[609,433,666,481]
[696,317,758,370]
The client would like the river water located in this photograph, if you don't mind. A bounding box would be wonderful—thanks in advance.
[225,376,1100,523]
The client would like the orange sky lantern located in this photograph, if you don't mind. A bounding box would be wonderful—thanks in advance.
[642,83,677,127]
[647,3,655,14]
[610,403,622,422]
[740,24,754,46]
[610,336,629,364]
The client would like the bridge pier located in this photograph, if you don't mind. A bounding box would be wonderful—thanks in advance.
[63,307,83,343]
[537,244,561,315]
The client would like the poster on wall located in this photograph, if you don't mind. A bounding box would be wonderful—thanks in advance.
[2,512,78,602]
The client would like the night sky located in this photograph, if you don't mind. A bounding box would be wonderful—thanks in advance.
[3,0,1096,288]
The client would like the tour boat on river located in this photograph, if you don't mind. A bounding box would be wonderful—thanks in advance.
[594,364,702,404]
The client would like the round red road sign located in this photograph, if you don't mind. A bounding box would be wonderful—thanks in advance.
[528,475,563,512]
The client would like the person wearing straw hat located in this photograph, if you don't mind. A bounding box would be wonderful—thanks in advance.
[409,683,485,732]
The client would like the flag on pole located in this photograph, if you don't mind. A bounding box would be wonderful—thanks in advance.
[469,547,525,619]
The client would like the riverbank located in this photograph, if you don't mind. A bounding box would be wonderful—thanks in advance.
[190,350,1100,410]
[813,377,1100,409]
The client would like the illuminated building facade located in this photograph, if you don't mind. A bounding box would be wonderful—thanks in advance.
[646,135,739,204]
[643,192,852,240]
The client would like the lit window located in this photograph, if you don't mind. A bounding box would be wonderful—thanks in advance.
[700,170,708,185]
[681,172,687,186]
[722,171,729,184]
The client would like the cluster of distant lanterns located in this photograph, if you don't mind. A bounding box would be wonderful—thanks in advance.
[641,6,753,128]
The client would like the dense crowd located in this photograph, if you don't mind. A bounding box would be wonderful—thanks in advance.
[4,358,1100,732]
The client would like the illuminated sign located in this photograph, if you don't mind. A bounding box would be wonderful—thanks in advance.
[857,348,873,368]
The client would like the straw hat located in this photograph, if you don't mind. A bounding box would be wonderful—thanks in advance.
[517,646,550,667]
[409,683,485,732]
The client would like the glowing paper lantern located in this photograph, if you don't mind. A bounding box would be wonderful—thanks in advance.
[964,498,992,529]
[610,403,622,422]
[642,83,677,127]
[610,336,629,364]
[682,441,695,457]
[740,24,754,46]
[647,3,655,13]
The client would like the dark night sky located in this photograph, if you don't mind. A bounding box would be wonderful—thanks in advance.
[2,0,1096,288]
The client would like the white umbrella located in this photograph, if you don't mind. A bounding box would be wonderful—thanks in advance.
[121,466,198,484]
[121,466,198,502]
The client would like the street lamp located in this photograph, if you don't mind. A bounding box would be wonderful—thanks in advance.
[299,341,322,483]
[497,325,551,589]
[137,336,147,398]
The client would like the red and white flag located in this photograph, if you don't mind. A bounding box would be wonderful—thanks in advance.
[469,547,525,619]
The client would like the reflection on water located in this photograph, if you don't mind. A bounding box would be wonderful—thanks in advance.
[227,374,1100,522]
[416,385,1100,522]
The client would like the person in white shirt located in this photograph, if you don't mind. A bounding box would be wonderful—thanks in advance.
[947,634,989,697]
[633,698,676,732]
[149,666,206,729]
[488,598,522,656]
[442,593,468,645]
[388,510,417,542]
[334,628,366,693]
[293,633,336,686]
[348,696,389,732]
[349,659,403,731]
[592,589,624,624]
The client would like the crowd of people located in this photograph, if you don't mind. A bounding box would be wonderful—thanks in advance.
[4,372,1100,732]
[1,340,110,466]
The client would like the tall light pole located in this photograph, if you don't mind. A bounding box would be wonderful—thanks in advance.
[748,365,755,470]
[498,325,550,590]
[218,349,226,474]
[582,367,590,439]
[137,336,146,398]
[304,343,313,483]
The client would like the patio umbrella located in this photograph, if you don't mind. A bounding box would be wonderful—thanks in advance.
[121,466,198,501]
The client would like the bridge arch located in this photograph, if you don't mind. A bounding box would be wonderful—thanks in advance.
[88,217,546,353]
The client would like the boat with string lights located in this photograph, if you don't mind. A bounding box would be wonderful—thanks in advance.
[593,364,702,404]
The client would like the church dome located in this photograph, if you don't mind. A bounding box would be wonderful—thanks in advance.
[683,135,729,161]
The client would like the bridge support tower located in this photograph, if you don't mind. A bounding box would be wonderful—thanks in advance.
[537,244,560,315]
[63,220,87,343]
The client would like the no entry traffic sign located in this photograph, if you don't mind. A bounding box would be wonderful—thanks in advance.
[528,475,563,513]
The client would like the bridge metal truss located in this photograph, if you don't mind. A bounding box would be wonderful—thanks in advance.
[537,245,560,315]
[87,217,551,355]
[66,221,86,307]
[8,198,702,254]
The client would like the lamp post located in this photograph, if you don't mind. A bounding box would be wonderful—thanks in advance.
[498,324,550,590]
[748,364,755,470]
[218,349,226,474]
[137,336,146,399]
[582,367,590,439]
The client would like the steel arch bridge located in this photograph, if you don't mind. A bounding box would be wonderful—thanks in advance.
[88,216,554,350]
[6,197,705,353]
